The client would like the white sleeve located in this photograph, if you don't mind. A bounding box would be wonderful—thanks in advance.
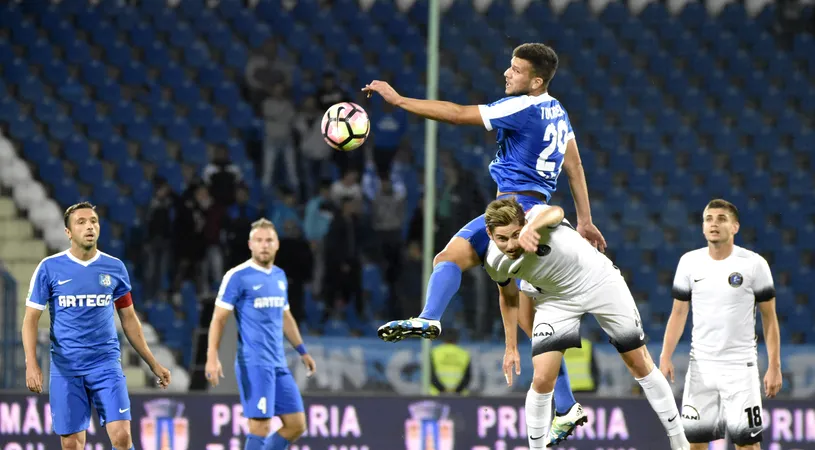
[671,254,692,302]
[752,255,776,303]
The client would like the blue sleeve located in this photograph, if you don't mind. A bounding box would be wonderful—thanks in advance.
[215,269,242,311]
[477,97,532,131]
[25,260,50,311]
[563,109,576,142]
[277,269,290,311]
[114,260,132,298]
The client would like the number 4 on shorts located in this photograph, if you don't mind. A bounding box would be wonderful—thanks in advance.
[257,397,267,414]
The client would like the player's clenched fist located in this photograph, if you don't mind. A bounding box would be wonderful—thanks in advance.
[518,225,541,253]
[26,363,43,394]
[152,364,172,389]
[301,354,317,378]
[205,357,224,387]
[361,80,402,105]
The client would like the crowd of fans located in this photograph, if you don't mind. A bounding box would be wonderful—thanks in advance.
[135,38,497,336]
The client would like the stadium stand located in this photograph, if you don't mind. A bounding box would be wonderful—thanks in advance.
[0,0,812,390]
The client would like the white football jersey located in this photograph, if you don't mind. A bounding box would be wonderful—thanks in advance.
[484,205,618,299]
[672,246,775,364]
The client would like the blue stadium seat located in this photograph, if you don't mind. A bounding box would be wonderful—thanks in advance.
[64,137,91,162]
[100,135,128,166]
[156,161,185,193]
[77,158,105,186]
[18,76,45,103]
[173,80,201,107]
[180,138,208,167]
[49,113,87,145]
[165,118,194,143]
[85,116,116,142]
[7,115,37,141]
[116,159,146,187]
[131,180,153,207]
[109,197,138,228]
[203,120,230,145]
[53,177,82,208]
[93,180,119,207]
[169,22,196,48]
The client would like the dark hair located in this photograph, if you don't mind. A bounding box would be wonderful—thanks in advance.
[484,198,526,233]
[704,198,740,222]
[512,43,559,88]
[63,202,97,228]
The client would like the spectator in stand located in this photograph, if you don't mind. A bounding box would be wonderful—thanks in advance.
[202,148,242,206]
[304,181,335,298]
[330,168,363,206]
[143,177,176,300]
[269,186,303,237]
[294,96,332,198]
[324,197,364,316]
[223,184,260,268]
[173,182,209,295]
[371,172,407,310]
[275,219,314,324]
[244,38,294,107]
[262,83,299,193]
[371,103,408,173]
[316,72,346,111]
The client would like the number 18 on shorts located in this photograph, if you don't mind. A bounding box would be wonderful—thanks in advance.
[681,361,764,446]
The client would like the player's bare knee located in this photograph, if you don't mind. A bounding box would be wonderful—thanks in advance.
[735,443,761,450]
[280,413,307,440]
[434,238,479,271]
[248,418,272,437]
[689,443,709,450]
[108,427,131,449]
[60,434,85,450]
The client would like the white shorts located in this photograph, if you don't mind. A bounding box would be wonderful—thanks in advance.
[681,359,763,445]
[527,277,647,357]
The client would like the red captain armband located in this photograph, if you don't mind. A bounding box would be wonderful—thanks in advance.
[114,292,133,309]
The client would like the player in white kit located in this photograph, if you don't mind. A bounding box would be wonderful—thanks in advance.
[660,199,783,449]
[483,197,690,450]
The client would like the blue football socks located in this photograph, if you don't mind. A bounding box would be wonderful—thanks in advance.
[263,433,291,450]
[418,261,462,320]
[245,434,265,450]
[554,357,578,415]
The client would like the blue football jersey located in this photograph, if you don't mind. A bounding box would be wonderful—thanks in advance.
[478,94,576,200]
[25,250,131,376]
[215,261,289,368]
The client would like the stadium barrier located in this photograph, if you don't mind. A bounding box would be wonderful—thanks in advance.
[281,337,815,399]
[0,393,813,450]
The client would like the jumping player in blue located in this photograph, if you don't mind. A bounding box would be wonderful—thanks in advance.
[206,218,316,450]
[22,202,172,450]
[363,43,606,445]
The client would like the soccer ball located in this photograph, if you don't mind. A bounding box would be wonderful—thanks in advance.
[321,102,370,151]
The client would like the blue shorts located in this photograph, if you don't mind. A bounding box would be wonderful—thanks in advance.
[236,364,304,419]
[50,367,131,435]
[454,194,547,261]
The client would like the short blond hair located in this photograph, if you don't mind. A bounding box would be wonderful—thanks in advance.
[484,198,526,233]
[250,218,277,235]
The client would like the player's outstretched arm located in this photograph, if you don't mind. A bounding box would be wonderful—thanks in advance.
[517,205,565,253]
[659,300,690,383]
[362,80,484,126]
[22,306,43,394]
[283,309,316,376]
[118,305,172,389]
[205,305,230,386]
[498,281,521,386]
[562,139,607,252]
[758,298,783,397]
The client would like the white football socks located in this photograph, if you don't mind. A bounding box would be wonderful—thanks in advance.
[636,367,684,437]
[525,388,553,449]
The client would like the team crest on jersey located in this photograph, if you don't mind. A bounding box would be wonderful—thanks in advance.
[536,244,552,256]
[278,280,286,290]
[728,272,744,287]
[99,274,112,287]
